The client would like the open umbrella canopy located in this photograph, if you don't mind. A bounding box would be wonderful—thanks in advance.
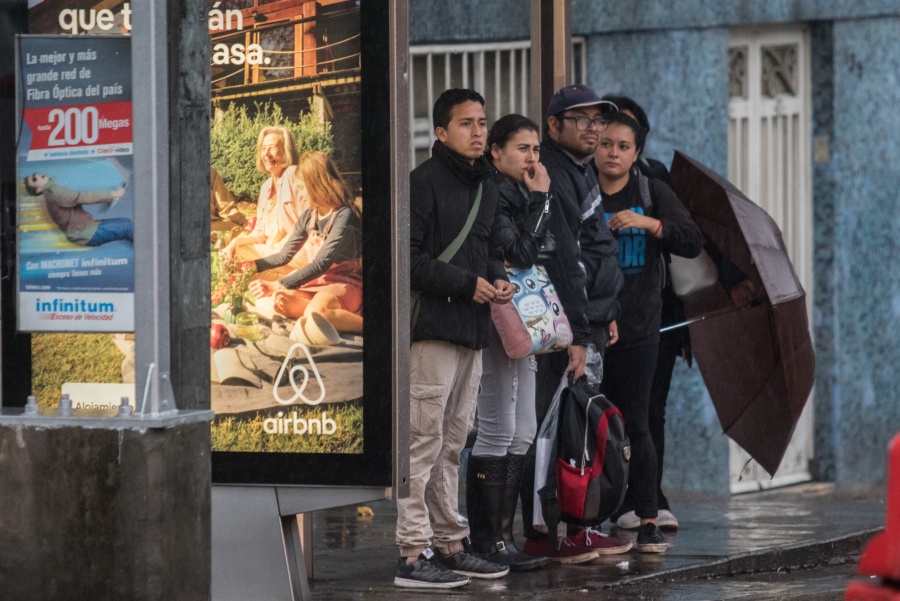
[669,151,815,476]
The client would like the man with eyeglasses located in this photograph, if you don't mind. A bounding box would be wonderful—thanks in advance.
[542,84,624,359]
[521,84,628,563]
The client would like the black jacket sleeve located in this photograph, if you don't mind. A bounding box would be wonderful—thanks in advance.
[492,189,552,269]
[541,164,596,345]
[541,207,592,346]
[650,179,704,259]
[579,211,624,325]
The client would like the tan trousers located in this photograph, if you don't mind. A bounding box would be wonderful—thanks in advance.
[396,340,482,558]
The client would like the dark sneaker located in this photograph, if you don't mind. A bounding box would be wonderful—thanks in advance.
[394,549,470,589]
[635,523,668,553]
[571,527,633,555]
[522,535,599,564]
[434,547,510,579]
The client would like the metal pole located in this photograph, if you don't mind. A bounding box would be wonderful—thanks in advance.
[550,0,572,94]
[391,0,411,500]
[530,0,572,132]
[131,0,176,416]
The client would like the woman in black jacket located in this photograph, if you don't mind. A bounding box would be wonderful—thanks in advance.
[466,114,569,571]
[594,111,704,554]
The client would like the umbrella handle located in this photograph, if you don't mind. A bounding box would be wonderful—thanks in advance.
[659,305,744,333]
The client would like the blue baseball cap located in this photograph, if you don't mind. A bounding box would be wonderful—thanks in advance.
[547,84,618,117]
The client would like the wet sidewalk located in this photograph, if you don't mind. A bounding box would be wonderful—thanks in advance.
[306,482,884,600]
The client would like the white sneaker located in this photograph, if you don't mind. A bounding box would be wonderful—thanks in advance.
[657,509,679,530]
[615,511,641,530]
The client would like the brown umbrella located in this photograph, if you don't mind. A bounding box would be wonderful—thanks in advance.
[669,150,815,476]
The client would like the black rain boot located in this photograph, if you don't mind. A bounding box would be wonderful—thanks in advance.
[520,450,543,542]
[467,454,529,569]
[502,453,550,570]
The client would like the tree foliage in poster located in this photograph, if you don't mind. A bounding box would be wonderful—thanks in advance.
[211,101,333,200]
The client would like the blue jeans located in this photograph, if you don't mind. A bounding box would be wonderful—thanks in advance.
[87,218,133,246]
[472,327,538,457]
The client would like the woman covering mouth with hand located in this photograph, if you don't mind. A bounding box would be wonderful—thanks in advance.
[465,113,591,572]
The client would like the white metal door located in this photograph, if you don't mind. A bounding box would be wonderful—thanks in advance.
[727,28,814,493]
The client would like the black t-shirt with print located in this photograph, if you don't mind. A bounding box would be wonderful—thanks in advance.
[602,174,703,348]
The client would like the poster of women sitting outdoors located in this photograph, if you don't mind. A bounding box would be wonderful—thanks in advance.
[24,0,367,456]
[207,0,365,455]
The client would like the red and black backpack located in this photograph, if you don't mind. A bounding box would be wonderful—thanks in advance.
[538,377,630,541]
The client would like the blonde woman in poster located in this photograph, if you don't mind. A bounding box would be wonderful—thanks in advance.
[247,151,362,335]
[222,126,306,277]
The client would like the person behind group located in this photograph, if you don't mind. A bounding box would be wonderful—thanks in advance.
[521,85,630,563]
[246,151,362,334]
[395,88,515,589]
[601,95,757,533]
[595,110,704,553]
[465,114,575,573]
[22,172,132,246]
[210,166,247,244]
[222,126,303,274]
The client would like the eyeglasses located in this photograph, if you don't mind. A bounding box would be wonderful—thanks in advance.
[559,116,608,131]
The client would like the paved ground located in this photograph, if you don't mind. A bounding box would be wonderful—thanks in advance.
[305,482,885,600]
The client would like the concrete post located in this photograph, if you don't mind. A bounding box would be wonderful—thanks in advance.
[0,415,212,601]
[131,0,211,413]
[0,0,214,598]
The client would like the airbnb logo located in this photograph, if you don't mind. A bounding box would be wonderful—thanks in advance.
[272,343,326,406]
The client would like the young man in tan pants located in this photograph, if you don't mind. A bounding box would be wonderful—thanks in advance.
[396,88,514,589]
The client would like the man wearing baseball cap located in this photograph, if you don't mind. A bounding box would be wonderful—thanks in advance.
[521,84,628,563]
[543,84,622,352]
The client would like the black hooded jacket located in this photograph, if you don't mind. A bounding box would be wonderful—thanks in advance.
[540,136,623,327]
[488,170,592,346]
[410,141,507,350]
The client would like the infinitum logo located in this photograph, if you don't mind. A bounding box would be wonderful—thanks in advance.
[35,297,116,321]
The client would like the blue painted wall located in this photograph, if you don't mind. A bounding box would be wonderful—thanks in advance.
[570,0,899,33]
[810,21,838,483]
[409,0,900,490]
[410,0,529,43]
[411,0,899,43]
[816,16,900,484]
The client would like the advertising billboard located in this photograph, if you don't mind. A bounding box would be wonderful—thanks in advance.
[24,0,396,487]
[16,35,134,333]
[206,0,365,460]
